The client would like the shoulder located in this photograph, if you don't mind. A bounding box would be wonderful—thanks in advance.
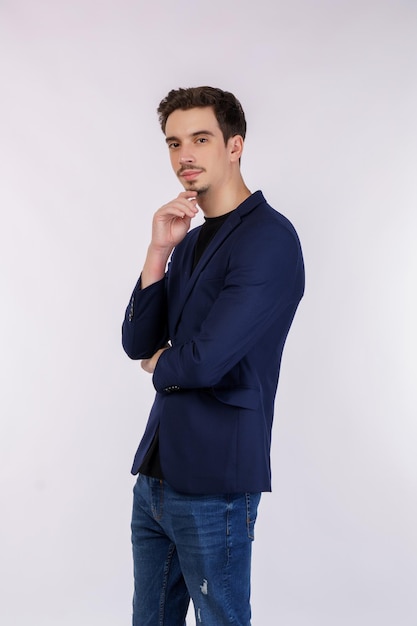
[235,191,302,253]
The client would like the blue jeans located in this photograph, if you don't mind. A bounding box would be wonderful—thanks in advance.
[131,474,261,625]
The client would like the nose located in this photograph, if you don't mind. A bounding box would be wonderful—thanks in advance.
[179,149,195,164]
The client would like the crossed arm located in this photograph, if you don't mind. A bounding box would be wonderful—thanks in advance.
[141,346,169,374]
[125,194,303,388]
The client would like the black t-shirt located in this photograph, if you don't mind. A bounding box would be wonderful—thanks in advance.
[138,211,232,479]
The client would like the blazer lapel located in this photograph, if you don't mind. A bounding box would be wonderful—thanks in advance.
[170,191,265,334]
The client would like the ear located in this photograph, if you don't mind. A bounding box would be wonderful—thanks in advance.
[228,135,244,163]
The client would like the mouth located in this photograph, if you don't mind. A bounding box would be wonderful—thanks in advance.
[178,168,204,181]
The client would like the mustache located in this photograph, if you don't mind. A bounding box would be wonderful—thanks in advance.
[177,165,205,176]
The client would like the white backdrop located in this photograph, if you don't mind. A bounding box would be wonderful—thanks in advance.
[1,1,416,624]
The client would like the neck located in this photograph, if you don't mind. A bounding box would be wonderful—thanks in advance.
[197,179,251,218]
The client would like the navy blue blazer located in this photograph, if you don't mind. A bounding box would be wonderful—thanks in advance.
[122,191,304,494]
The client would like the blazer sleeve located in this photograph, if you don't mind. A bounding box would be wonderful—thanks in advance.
[153,222,304,391]
[121,275,169,359]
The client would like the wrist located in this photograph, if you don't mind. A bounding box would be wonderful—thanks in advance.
[147,242,173,260]
[141,245,171,288]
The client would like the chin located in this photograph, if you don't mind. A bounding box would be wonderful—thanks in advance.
[181,180,209,195]
[194,185,209,196]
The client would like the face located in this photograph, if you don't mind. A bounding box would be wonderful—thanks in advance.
[164,107,237,195]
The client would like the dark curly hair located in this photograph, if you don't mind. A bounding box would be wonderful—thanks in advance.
[157,86,246,144]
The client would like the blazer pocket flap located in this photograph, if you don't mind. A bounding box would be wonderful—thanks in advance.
[210,387,260,410]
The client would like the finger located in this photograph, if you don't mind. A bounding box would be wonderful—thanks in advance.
[174,195,199,213]
[175,201,199,216]
[156,206,194,221]
[178,190,199,200]
[175,197,199,213]
[159,201,198,218]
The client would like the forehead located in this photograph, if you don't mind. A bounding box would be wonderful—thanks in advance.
[165,106,221,138]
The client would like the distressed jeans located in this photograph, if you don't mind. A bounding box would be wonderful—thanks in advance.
[131,474,261,625]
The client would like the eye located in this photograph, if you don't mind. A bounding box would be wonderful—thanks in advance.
[168,142,180,150]
[196,137,208,144]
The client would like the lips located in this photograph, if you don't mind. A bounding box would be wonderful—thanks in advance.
[179,168,203,180]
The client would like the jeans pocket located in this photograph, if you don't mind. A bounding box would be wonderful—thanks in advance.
[245,492,261,540]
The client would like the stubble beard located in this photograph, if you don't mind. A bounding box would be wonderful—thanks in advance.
[186,182,209,196]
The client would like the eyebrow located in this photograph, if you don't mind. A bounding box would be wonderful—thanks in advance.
[165,130,215,144]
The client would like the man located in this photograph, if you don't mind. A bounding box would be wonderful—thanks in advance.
[122,86,304,626]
